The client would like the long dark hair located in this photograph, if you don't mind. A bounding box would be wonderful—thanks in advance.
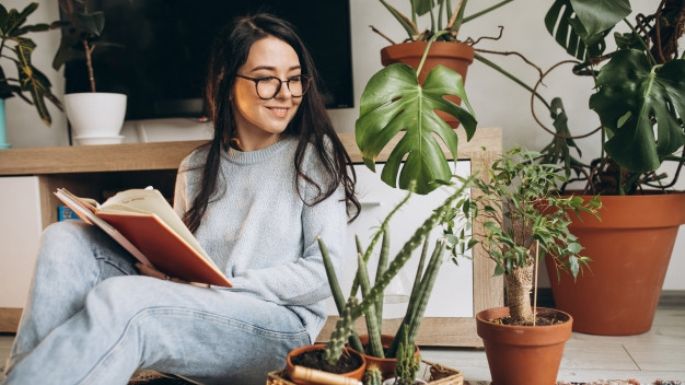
[183,13,360,233]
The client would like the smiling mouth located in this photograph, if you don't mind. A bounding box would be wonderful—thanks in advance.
[266,106,290,118]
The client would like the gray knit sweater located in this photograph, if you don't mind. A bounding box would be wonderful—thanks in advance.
[173,136,347,342]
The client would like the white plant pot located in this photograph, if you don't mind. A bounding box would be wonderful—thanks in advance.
[64,93,127,145]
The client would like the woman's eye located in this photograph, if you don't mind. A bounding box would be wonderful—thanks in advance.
[289,75,302,83]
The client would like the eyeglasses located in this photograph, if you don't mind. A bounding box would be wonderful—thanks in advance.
[236,74,310,100]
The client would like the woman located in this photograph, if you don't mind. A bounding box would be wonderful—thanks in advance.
[3,13,359,385]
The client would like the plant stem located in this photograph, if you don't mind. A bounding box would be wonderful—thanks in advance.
[416,31,448,79]
[462,0,513,23]
[623,18,657,66]
[533,240,539,327]
[475,53,551,111]
[82,40,96,92]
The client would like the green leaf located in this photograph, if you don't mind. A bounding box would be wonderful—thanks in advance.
[412,0,435,16]
[355,63,477,194]
[545,0,609,60]
[569,0,631,38]
[378,0,419,39]
[76,11,105,37]
[589,50,685,172]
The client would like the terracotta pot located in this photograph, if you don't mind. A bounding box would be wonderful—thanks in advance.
[547,193,685,335]
[353,334,419,379]
[476,307,572,385]
[286,344,366,385]
[380,41,474,128]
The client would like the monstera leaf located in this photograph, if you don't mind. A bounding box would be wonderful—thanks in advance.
[355,63,477,194]
[545,0,630,61]
[590,49,685,172]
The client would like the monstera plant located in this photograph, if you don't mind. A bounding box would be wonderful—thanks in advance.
[532,0,685,337]
[355,34,477,195]
[539,0,685,195]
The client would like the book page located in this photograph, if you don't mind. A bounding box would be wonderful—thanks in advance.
[99,189,210,259]
[54,188,153,267]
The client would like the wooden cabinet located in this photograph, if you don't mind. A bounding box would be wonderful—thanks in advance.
[0,128,503,346]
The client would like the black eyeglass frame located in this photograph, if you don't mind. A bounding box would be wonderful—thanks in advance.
[235,74,310,100]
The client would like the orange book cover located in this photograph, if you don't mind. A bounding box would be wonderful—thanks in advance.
[54,188,231,287]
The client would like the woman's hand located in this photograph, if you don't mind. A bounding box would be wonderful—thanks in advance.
[135,263,188,284]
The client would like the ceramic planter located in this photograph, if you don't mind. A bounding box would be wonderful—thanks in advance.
[547,193,685,335]
[64,92,127,145]
[380,41,474,128]
[352,334,421,380]
[285,344,366,385]
[476,307,572,385]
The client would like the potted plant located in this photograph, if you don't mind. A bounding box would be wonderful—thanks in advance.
[528,0,685,335]
[0,2,63,148]
[53,0,127,145]
[272,180,470,385]
[466,148,599,385]
[356,0,548,195]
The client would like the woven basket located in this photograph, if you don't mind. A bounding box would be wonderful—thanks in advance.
[267,360,463,385]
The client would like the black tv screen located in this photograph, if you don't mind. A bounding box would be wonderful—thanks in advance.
[64,0,354,120]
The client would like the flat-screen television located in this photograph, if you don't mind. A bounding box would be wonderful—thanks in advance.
[63,0,354,120]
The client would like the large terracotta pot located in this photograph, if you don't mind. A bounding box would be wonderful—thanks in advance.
[476,307,572,385]
[546,193,685,335]
[286,344,366,385]
[380,41,474,128]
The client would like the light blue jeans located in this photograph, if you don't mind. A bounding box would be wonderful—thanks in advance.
[2,221,310,385]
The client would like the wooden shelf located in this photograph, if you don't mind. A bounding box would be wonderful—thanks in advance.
[0,128,502,176]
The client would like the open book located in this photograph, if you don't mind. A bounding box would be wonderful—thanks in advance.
[54,187,231,287]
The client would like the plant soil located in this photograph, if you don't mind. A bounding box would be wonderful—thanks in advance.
[290,349,362,374]
[496,309,570,326]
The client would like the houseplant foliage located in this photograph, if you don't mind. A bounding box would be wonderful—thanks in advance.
[311,179,474,381]
[539,0,685,195]
[467,148,599,385]
[532,0,685,336]
[0,3,62,125]
[467,148,600,324]
[53,0,116,92]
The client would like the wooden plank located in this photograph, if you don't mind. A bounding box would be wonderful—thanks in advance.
[0,308,21,333]
[470,150,505,314]
[0,141,206,175]
[0,128,501,176]
[316,317,483,348]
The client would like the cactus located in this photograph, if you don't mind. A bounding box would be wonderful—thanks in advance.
[319,238,365,353]
[323,177,474,363]
[375,228,390,331]
[389,239,446,357]
[325,297,357,364]
[364,366,383,385]
[395,325,420,385]
[357,252,384,357]
[349,186,414,299]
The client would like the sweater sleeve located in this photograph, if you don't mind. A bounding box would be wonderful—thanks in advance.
[228,149,348,306]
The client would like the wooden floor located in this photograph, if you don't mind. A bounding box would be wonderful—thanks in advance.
[1,305,683,383]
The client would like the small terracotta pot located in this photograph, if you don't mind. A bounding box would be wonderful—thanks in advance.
[547,193,685,335]
[476,307,572,385]
[286,344,366,385]
[380,41,474,128]
[352,334,420,379]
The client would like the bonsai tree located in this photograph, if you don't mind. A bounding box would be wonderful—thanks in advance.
[317,178,474,372]
[52,0,120,92]
[0,3,63,125]
[467,148,600,323]
[534,0,685,195]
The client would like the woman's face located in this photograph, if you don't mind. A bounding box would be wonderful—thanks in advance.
[232,36,303,151]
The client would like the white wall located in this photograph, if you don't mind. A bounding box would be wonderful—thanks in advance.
[4,0,684,290]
